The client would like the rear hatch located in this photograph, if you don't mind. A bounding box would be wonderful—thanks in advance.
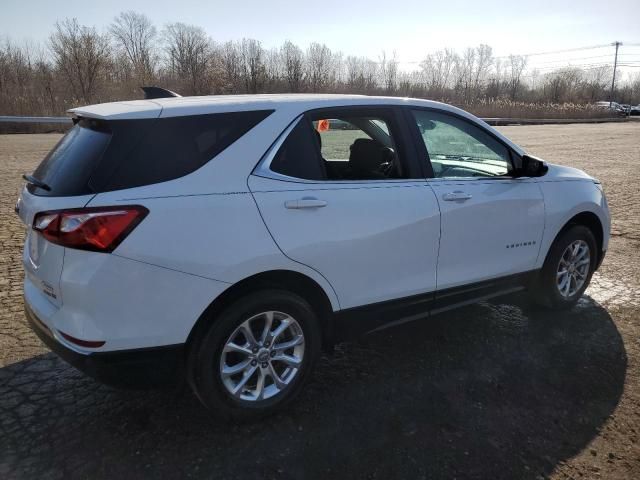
[18,118,113,307]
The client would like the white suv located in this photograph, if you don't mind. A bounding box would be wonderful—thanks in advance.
[17,94,610,418]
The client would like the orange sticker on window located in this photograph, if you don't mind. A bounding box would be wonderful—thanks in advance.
[316,119,330,132]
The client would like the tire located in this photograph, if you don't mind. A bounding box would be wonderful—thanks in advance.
[532,225,597,310]
[190,289,321,420]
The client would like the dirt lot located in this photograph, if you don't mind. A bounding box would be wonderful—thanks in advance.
[1,123,639,479]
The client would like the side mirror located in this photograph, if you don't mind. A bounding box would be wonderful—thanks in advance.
[418,120,436,133]
[516,154,548,178]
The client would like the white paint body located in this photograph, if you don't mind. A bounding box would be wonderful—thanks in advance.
[18,94,611,354]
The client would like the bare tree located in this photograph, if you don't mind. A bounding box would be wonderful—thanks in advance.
[49,19,111,103]
[110,11,157,84]
[306,43,336,92]
[485,57,505,100]
[0,40,32,114]
[263,47,281,91]
[240,38,265,93]
[543,68,582,103]
[454,47,476,102]
[219,40,242,93]
[583,65,611,101]
[281,40,304,92]
[4,19,639,118]
[345,55,378,93]
[507,54,527,100]
[379,51,398,93]
[163,22,210,95]
[31,44,58,115]
[419,48,457,98]
[473,44,493,94]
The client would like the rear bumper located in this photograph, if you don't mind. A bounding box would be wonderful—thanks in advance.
[25,302,185,388]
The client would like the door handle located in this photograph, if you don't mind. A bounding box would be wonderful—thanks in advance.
[442,191,473,202]
[284,198,328,209]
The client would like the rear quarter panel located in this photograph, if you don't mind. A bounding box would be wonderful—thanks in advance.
[86,191,341,311]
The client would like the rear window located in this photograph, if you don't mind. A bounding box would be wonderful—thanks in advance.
[30,118,111,196]
[28,110,273,196]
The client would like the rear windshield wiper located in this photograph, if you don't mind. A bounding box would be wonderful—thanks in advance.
[22,174,51,191]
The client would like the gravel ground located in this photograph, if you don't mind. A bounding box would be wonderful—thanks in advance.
[1,123,639,479]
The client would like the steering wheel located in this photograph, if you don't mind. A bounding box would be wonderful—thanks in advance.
[377,147,401,178]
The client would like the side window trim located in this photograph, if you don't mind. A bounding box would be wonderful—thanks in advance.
[400,106,435,179]
[253,114,319,184]
[405,106,520,181]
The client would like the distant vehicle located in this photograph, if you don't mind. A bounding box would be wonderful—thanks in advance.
[620,104,631,115]
[328,119,355,130]
[595,101,625,115]
[18,93,611,419]
[629,105,640,116]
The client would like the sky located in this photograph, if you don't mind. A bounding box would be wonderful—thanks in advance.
[2,0,639,75]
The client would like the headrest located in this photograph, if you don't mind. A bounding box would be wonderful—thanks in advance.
[349,138,392,175]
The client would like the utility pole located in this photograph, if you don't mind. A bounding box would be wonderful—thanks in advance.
[610,41,622,108]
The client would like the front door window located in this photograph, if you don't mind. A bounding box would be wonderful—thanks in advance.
[412,110,512,178]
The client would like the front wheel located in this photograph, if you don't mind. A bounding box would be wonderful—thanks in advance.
[532,225,597,309]
[190,290,321,420]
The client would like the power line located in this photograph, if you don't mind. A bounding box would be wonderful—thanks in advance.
[392,42,640,71]
[526,53,640,66]
[494,43,612,59]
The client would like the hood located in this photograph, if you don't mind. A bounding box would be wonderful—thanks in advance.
[542,163,597,183]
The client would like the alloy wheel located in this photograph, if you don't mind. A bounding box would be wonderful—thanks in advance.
[556,240,591,298]
[219,311,305,401]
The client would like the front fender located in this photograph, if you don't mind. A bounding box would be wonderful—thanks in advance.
[535,179,610,269]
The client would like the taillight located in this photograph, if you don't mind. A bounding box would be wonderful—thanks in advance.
[32,206,148,253]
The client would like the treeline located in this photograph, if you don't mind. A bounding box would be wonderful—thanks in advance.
[1,12,639,117]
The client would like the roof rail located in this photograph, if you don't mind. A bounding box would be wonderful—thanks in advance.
[140,86,182,100]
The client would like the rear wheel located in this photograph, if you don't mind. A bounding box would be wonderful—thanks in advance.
[190,290,320,420]
[532,225,597,309]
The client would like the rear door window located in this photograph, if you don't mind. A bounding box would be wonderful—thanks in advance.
[28,110,273,196]
[270,119,326,181]
[268,108,417,181]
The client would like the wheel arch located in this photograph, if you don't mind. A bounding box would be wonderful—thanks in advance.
[550,211,605,267]
[186,270,337,357]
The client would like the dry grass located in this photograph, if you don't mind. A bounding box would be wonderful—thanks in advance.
[465,99,613,119]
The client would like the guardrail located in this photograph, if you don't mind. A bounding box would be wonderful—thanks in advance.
[482,117,632,126]
[0,116,72,124]
[0,115,635,127]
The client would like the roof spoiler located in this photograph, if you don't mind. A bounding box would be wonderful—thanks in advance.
[141,86,182,100]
